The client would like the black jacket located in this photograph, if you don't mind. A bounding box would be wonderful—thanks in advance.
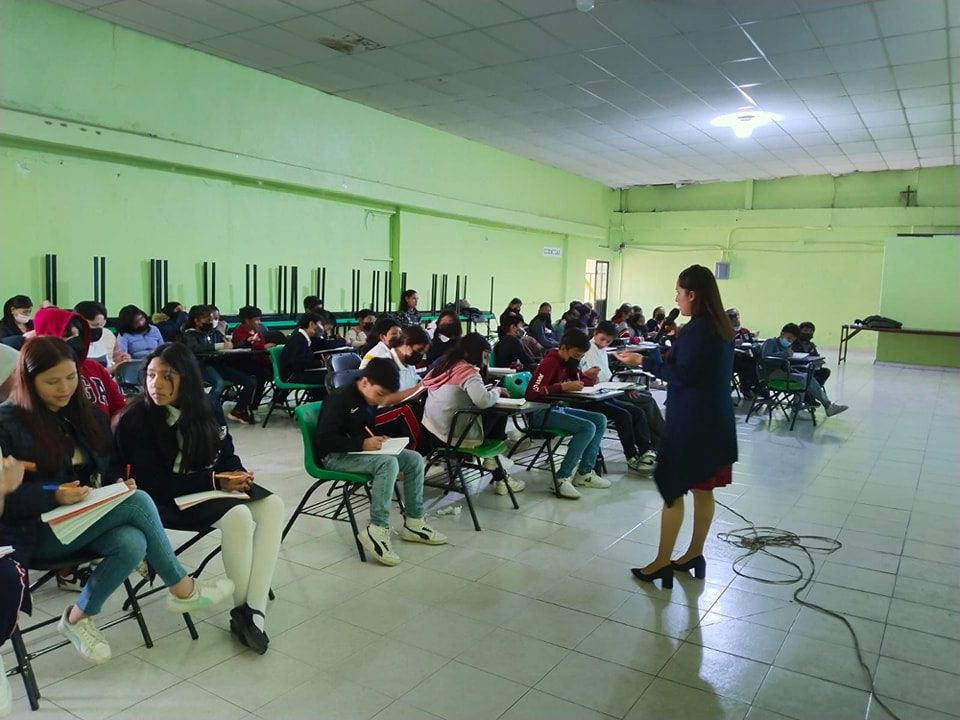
[314,383,375,457]
[0,405,120,570]
[426,333,456,368]
[180,326,226,361]
[280,330,322,378]
[528,315,559,349]
[156,312,187,342]
[494,334,534,369]
[115,397,266,529]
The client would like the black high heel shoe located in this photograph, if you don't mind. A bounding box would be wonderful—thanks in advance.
[230,604,269,655]
[671,555,706,579]
[630,565,674,589]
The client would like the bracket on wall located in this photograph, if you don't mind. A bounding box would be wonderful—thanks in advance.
[899,185,918,207]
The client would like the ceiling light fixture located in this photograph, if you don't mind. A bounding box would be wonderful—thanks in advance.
[576,0,595,12]
[711,109,782,139]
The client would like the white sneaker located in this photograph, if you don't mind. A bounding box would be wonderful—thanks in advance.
[400,517,448,545]
[425,463,447,480]
[358,524,401,565]
[0,653,11,718]
[825,403,848,417]
[574,470,611,489]
[165,577,235,614]
[556,478,582,499]
[494,476,526,495]
[628,451,657,473]
[482,455,515,472]
[57,607,111,665]
[507,429,525,443]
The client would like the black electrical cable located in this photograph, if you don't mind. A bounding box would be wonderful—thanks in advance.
[714,499,902,720]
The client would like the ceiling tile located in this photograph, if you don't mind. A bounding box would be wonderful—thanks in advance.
[319,4,424,46]
[893,60,950,89]
[624,72,689,98]
[824,40,888,72]
[274,13,350,41]
[364,0,469,37]
[805,3,880,46]
[874,0,946,37]
[874,138,915,150]
[92,0,223,42]
[533,11,623,51]
[802,95,857,114]
[429,0,521,27]
[850,91,903,113]
[630,34,707,70]
[685,26,759,64]
[452,67,530,94]
[839,67,897,94]
[208,0,304,23]
[745,15,820,54]
[654,0,738,32]
[498,0,568,17]
[285,0,353,11]
[541,83,610,108]
[318,53,404,86]
[413,75,489,99]
[718,57,781,86]
[236,25,340,63]
[580,78,643,104]
[900,85,952,107]
[584,45,658,78]
[501,60,571,89]
[860,109,907,127]
[817,113,864,131]
[483,20,569,59]
[769,49,834,79]
[788,74,847,98]
[590,1,678,40]
[275,61,368,91]
[905,105,952,123]
[200,34,301,67]
[392,39,481,73]
[141,0,264,32]
[885,29,949,65]
[542,53,613,83]
[868,124,911,140]
[828,128,871,142]
[353,47,437,79]
[723,0,801,22]
[912,133,953,148]
[436,30,525,66]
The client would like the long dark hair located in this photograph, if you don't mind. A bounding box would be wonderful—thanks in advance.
[117,304,150,335]
[428,332,491,379]
[398,289,417,313]
[498,312,523,339]
[361,317,398,355]
[677,265,735,341]
[132,343,221,470]
[13,337,110,471]
[2,295,32,329]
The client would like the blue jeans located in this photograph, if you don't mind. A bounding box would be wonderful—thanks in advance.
[530,406,607,478]
[32,490,187,616]
[323,449,425,528]
[203,364,256,413]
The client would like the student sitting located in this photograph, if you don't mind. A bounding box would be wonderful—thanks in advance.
[761,323,848,417]
[0,295,34,340]
[74,301,120,369]
[360,317,401,366]
[611,302,633,333]
[0,345,17,403]
[528,302,559,349]
[578,302,599,329]
[494,313,534,370]
[658,317,678,349]
[0,337,233,665]
[179,305,258,425]
[525,331,609,499]
[395,290,422,326]
[370,326,429,451]
[425,309,462,367]
[727,308,755,344]
[314,358,447,566]
[793,321,831,388]
[278,312,326,384]
[116,305,164,360]
[619,311,647,340]
[554,308,579,338]
[302,295,335,330]
[499,298,524,326]
[116,344,283,654]
[422,333,524,496]
[584,322,661,471]
[155,302,188,342]
[208,305,229,338]
[34,308,125,420]
[0,451,27,716]
[230,306,274,410]
[346,309,376,351]
[645,307,666,337]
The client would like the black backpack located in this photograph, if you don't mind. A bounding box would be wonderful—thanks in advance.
[856,315,903,329]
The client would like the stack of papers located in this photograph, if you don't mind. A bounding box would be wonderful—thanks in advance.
[568,385,602,394]
[176,490,250,510]
[40,484,135,544]
[495,398,527,407]
[349,437,408,455]
[0,546,14,559]
[596,381,635,390]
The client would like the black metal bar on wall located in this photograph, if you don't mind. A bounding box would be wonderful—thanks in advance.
[440,274,448,309]
[370,270,376,311]
[430,273,437,314]
[489,276,494,313]
[463,275,468,302]
[45,254,58,306]
[350,269,357,315]
[290,266,299,318]
[320,267,326,307]
[202,262,209,305]
[383,271,391,314]
[252,264,257,307]
[454,275,460,306]
[93,257,101,305]
[211,261,216,307]
[245,263,259,307]
[162,260,168,308]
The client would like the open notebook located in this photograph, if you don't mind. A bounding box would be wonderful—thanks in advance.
[0,546,13,559]
[40,484,135,545]
[176,490,250,510]
[495,398,527,407]
[349,436,408,456]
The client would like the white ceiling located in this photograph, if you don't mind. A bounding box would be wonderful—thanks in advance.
[51,0,959,187]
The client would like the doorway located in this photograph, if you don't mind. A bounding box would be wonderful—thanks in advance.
[584,259,609,320]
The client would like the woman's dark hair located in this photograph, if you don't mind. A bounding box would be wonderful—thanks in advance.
[799,321,815,331]
[161,301,184,318]
[2,295,33,325]
[508,298,522,308]
[133,343,221,470]
[117,305,150,335]
[297,312,323,329]
[781,323,801,336]
[397,325,429,348]
[187,305,211,328]
[498,312,523,338]
[428,332,492,379]
[361,317,399,354]
[74,301,107,322]
[437,309,458,325]
[398,289,418,312]
[538,302,551,313]
[238,306,262,321]
[356,309,375,323]
[13,337,110,471]
[362,357,400,392]
[559,330,590,352]
[677,264,735,341]
[303,295,321,312]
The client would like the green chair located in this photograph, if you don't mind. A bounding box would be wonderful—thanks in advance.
[261,345,326,428]
[287,402,374,561]
[501,371,531,399]
[745,348,817,430]
[426,408,516,531]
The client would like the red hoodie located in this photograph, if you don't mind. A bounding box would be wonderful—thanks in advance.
[525,348,595,400]
[34,308,125,419]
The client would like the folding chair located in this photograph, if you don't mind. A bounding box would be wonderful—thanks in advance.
[115,358,146,397]
[745,349,817,430]
[9,554,152,712]
[261,346,326,428]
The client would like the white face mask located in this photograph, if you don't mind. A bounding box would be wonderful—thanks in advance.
[13,313,30,324]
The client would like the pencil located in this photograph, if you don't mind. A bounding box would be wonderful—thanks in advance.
[364,426,376,438]
[21,461,37,473]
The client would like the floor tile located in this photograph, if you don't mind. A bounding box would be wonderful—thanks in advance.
[387,607,495,658]
[753,667,869,720]
[104,682,248,720]
[773,633,878,691]
[659,642,771,704]
[879,624,960,675]
[334,638,448,699]
[873,656,960,716]
[501,598,604,649]
[687,613,788,663]
[269,614,379,669]
[328,587,431,634]
[456,627,569,686]
[625,677,750,720]
[402,661,527,720]
[536,575,632,617]
[190,647,318,711]
[575,619,681,674]
[535,651,654,717]
[499,689,616,720]
[256,675,392,720]
[886,598,960,641]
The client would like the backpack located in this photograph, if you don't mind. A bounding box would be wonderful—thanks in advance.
[856,315,903,329]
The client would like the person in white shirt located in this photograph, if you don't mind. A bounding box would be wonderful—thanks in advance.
[360,317,401,367]
[74,301,125,370]
[346,309,375,351]
[369,325,430,452]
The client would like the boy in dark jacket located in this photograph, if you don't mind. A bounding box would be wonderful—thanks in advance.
[315,358,447,566]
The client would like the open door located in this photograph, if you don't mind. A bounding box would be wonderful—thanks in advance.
[584,259,609,320]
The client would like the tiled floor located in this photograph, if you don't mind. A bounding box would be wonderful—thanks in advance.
[5,351,960,720]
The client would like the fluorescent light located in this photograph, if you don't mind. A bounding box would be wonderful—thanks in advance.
[711,109,783,139]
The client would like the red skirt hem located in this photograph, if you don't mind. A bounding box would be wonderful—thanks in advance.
[693,464,733,491]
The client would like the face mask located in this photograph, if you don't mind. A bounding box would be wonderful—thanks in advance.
[779,337,792,349]
[66,336,85,359]
[405,351,423,366]
[800,332,813,341]
[13,313,30,324]
[361,322,373,331]
[438,323,460,338]
[89,327,103,342]
[200,322,214,333]
[565,357,580,368]
[388,336,403,349]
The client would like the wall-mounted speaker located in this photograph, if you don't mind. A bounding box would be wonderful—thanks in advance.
[715,261,731,280]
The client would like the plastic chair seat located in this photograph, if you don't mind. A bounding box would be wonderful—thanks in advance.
[451,439,507,459]
[769,379,806,391]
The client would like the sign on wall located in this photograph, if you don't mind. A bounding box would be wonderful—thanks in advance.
[543,246,562,257]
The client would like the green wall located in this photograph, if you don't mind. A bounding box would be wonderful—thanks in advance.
[877,235,960,367]
[0,0,612,315]
[612,169,960,348]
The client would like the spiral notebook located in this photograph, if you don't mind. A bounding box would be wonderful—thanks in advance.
[40,484,135,544]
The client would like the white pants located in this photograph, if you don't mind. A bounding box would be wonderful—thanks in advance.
[211,495,284,626]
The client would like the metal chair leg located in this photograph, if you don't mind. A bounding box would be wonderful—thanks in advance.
[342,484,366,561]
[123,578,153,648]
[11,627,40,710]
[282,479,326,541]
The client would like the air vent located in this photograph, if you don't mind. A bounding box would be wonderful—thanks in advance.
[316,34,384,54]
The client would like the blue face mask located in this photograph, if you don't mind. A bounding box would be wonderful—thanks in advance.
[779,337,792,349]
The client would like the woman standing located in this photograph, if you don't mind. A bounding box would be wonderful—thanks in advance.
[116,343,283,654]
[631,265,737,588]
